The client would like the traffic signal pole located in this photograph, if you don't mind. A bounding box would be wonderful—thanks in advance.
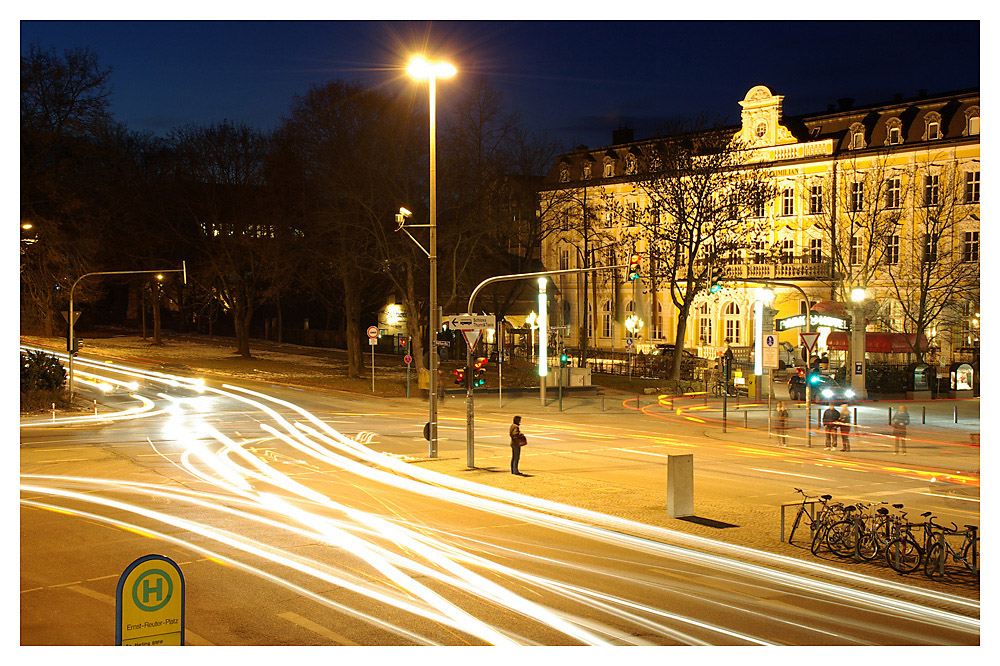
[463,264,627,469]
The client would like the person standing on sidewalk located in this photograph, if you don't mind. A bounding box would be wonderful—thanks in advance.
[822,404,840,450]
[838,404,852,451]
[892,405,910,454]
[775,401,789,444]
[509,415,526,475]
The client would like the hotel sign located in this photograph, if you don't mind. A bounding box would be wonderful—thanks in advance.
[775,313,849,331]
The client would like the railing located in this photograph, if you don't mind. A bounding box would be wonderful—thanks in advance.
[721,261,831,281]
[571,348,710,381]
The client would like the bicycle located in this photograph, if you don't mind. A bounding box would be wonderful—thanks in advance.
[711,380,738,397]
[787,488,834,545]
[855,503,904,562]
[823,504,867,558]
[810,501,851,556]
[885,511,932,574]
[924,518,980,579]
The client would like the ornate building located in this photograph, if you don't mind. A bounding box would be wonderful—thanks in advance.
[539,85,980,370]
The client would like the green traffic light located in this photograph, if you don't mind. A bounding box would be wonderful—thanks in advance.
[709,284,722,294]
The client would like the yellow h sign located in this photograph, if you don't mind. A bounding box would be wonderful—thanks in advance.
[116,555,185,645]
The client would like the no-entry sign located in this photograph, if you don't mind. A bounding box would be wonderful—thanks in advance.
[367,326,379,339]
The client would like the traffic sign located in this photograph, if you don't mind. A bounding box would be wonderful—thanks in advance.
[800,331,820,354]
[762,333,779,368]
[403,354,412,365]
[448,313,495,330]
[366,326,379,339]
[369,337,378,346]
[461,328,483,353]
[116,554,185,645]
[625,337,634,348]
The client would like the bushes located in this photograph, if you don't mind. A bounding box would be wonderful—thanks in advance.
[21,350,66,392]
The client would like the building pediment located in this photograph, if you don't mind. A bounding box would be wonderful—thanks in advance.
[738,85,797,148]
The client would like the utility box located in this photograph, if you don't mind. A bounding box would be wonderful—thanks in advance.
[667,454,694,518]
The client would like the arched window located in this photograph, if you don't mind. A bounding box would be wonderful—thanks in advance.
[601,300,613,338]
[653,299,664,340]
[724,302,741,344]
[697,303,713,346]
[849,122,866,149]
[923,111,943,141]
[603,157,615,178]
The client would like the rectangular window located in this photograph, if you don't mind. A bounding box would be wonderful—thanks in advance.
[851,237,863,265]
[753,199,765,218]
[603,212,614,228]
[886,177,901,209]
[963,231,979,262]
[699,316,712,346]
[966,171,980,203]
[924,234,938,264]
[809,238,823,264]
[850,182,864,212]
[781,187,794,216]
[924,174,939,206]
[753,240,766,264]
[969,116,980,135]
[889,126,902,145]
[809,185,823,214]
[928,122,940,140]
[559,248,570,270]
[725,319,741,345]
[560,210,570,231]
[885,234,899,265]
[780,239,794,264]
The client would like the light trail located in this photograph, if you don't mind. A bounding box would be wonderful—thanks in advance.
[20,357,980,645]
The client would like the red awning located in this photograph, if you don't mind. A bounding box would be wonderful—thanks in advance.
[810,300,849,317]
[825,331,929,353]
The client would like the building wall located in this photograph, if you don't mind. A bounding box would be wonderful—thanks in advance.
[540,85,980,365]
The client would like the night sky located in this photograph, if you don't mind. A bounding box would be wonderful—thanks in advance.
[19,18,981,153]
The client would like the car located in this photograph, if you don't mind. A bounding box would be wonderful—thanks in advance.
[787,372,856,403]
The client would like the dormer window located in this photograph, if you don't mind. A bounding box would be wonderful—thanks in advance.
[582,162,592,180]
[964,106,980,136]
[885,117,903,146]
[603,158,615,178]
[923,111,943,141]
[849,122,866,149]
[559,163,570,183]
[625,153,637,175]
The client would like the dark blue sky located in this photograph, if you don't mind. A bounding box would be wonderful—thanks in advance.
[20,20,980,151]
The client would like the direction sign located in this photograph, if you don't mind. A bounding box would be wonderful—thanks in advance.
[800,331,821,354]
[366,325,379,339]
[403,354,412,365]
[116,554,185,645]
[449,313,496,330]
[762,333,779,369]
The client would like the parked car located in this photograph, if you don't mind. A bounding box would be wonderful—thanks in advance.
[787,372,856,403]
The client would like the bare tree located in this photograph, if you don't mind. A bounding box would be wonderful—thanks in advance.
[621,119,773,379]
[883,160,980,360]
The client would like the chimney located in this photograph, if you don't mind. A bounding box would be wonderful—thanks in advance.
[612,124,634,145]
[837,97,854,110]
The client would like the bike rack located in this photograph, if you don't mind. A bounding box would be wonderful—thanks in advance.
[780,499,819,542]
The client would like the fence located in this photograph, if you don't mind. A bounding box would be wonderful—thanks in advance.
[569,348,711,381]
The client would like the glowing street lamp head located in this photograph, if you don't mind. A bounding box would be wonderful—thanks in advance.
[851,287,867,303]
[407,56,457,80]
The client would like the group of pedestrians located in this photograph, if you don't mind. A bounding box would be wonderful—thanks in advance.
[773,402,911,454]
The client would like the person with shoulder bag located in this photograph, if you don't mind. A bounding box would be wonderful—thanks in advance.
[509,415,526,475]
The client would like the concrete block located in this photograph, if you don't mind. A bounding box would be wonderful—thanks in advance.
[667,454,694,518]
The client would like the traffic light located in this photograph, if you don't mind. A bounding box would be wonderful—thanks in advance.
[453,368,466,386]
[628,253,641,281]
[473,357,488,387]
[708,266,724,294]
[560,351,570,366]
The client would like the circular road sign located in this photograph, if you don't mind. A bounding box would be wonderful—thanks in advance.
[403,354,412,365]
[367,326,379,339]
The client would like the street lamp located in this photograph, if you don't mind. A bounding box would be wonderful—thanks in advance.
[850,287,868,400]
[408,55,456,459]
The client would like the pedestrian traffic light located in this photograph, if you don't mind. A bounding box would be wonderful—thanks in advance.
[560,351,570,366]
[473,357,488,387]
[453,368,466,386]
[708,266,724,294]
[628,253,641,281]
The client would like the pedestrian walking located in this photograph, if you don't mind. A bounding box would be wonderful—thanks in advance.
[838,404,852,451]
[775,401,789,444]
[892,405,910,454]
[509,415,526,475]
[822,404,840,450]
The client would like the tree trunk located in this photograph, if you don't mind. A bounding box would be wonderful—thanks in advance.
[343,272,362,379]
[153,283,162,345]
[234,296,253,358]
[670,301,692,381]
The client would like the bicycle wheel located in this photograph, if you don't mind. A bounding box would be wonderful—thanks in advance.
[826,520,856,558]
[789,508,806,544]
[961,537,980,575]
[886,536,922,574]
[811,524,828,555]
[924,543,945,578]
[712,384,724,397]
[855,533,880,561]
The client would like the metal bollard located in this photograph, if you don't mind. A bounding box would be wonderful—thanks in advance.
[51,402,56,421]
[888,407,892,425]
[744,410,748,429]
[954,405,958,423]
[922,406,926,424]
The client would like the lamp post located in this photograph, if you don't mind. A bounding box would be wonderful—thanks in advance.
[851,287,868,400]
[408,55,456,459]
[538,277,548,406]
